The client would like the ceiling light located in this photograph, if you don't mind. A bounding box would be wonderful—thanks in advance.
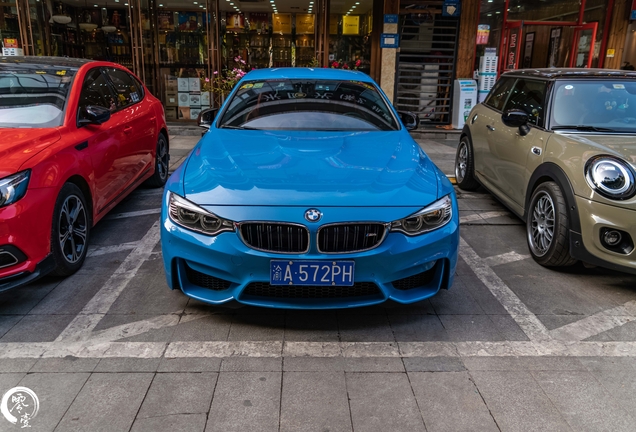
[355,1,359,3]
[159,3,163,5]
[193,1,197,3]
[352,5,356,8]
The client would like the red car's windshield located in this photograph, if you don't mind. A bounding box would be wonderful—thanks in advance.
[0,64,76,128]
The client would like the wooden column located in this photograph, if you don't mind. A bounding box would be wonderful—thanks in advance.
[456,0,481,78]
[604,0,630,69]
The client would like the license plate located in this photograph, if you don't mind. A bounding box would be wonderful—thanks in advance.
[270,260,355,286]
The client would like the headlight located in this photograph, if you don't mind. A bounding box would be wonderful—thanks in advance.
[390,195,453,236]
[0,170,31,208]
[168,192,235,235]
[585,156,636,200]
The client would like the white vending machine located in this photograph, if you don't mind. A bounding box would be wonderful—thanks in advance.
[451,79,477,130]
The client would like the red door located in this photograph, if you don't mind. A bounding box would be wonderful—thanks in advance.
[569,22,598,68]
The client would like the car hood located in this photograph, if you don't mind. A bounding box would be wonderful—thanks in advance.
[0,128,62,177]
[183,129,439,207]
[560,133,636,168]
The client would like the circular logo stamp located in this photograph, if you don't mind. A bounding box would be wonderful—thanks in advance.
[304,208,322,222]
[1,387,39,429]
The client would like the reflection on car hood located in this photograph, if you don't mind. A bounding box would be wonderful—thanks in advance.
[560,133,636,167]
[183,129,439,207]
[0,128,62,178]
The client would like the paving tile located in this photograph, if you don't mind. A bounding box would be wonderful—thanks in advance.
[220,357,282,372]
[388,314,449,342]
[93,358,161,372]
[18,372,90,432]
[346,372,426,432]
[534,370,636,432]
[283,357,345,372]
[588,320,636,341]
[0,314,75,342]
[227,314,285,341]
[89,215,157,247]
[429,281,485,315]
[280,372,351,432]
[409,371,499,432]
[454,274,509,316]
[438,315,508,341]
[30,357,99,373]
[462,356,586,372]
[131,413,206,432]
[585,369,636,414]
[0,359,37,373]
[91,313,179,343]
[487,314,530,341]
[0,315,22,339]
[384,299,436,315]
[470,371,571,432]
[343,357,405,372]
[170,315,232,341]
[338,314,395,342]
[403,357,466,372]
[0,278,59,315]
[206,372,281,432]
[158,357,221,372]
[0,373,27,394]
[284,311,339,342]
[56,373,154,432]
[137,372,218,418]
[578,356,636,372]
[107,270,189,315]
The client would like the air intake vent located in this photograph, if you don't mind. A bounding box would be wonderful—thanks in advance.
[240,222,309,254]
[317,223,387,253]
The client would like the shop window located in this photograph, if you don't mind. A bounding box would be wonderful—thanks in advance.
[328,0,374,73]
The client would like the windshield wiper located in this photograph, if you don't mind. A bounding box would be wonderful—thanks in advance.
[552,125,616,132]
[219,125,260,130]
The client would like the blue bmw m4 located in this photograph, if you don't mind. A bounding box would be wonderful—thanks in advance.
[160,68,459,309]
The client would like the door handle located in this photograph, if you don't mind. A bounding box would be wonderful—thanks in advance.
[124,126,133,134]
[486,125,495,131]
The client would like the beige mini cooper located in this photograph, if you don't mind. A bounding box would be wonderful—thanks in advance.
[456,69,635,274]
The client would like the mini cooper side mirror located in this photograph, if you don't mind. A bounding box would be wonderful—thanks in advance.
[398,111,420,131]
[198,108,219,130]
[502,109,531,136]
[78,105,111,127]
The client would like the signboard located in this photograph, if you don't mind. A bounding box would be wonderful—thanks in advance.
[632,0,636,20]
[342,15,359,35]
[227,12,245,30]
[249,12,269,32]
[607,48,615,58]
[380,33,399,48]
[384,14,398,24]
[476,25,489,45]
[2,48,24,56]
[442,0,461,17]
[273,13,291,34]
[506,27,520,70]
[523,32,535,68]
[547,27,562,68]
[296,14,315,34]
[157,11,173,30]
[178,12,199,31]
[3,38,18,48]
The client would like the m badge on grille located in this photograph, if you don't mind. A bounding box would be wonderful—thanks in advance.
[304,209,322,222]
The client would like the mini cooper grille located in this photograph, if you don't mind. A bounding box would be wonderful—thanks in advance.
[185,264,232,291]
[242,282,381,299]
[318,223,386,253]
[391,266,437,291]
[240,223,309,253]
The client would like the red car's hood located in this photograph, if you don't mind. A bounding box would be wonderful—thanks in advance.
[0,128,62,178]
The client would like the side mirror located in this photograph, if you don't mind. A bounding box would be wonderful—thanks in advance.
[198,108,219,130]
[502,109,531,136]
[78,105,111,127]
[397,111,420,131]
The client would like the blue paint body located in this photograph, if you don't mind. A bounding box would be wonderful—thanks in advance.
[160,68,459,309]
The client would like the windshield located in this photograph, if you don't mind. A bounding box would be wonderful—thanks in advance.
[0,64,76,128]
[551,79,636,132]
[218,79,399,131]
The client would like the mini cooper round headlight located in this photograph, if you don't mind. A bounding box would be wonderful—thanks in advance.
[585,156,636,200]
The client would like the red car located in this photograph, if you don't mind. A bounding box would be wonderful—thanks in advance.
[0,57,169,291]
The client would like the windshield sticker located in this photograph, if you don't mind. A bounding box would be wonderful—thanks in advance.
[613,84,626,89]
[131,92,140,103]
[293,92,307,98]
[240,83,254,89]
[35,71,46,74]
[252,82,264,89]
[55,70,67,76]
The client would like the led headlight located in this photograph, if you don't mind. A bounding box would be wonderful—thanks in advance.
[0,170,31,208]
[585,156,636,200]
[390,195,453,236]
[168,192,235,235]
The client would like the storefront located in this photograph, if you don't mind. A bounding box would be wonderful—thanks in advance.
[2,0,379,122]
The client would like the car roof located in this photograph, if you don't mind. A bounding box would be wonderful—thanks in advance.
[0,56,94,70]
[502,68,636,80]
[242,67,375,83]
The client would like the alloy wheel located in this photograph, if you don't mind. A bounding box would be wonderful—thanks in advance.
[58,195,88,264]
[157,137,169,181]
[529,191,555,257]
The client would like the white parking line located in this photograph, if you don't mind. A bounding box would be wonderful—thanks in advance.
[549,300,636,341]
[483,251,531,267]
[55,221,161,343]
[104,208,162,220]
[87,242,140,257]
[459,237,552,342]
[459,211,511,224]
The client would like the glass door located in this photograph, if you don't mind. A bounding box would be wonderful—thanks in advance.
[569,22,597,68]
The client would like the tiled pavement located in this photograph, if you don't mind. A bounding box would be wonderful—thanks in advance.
[0,134,635,431]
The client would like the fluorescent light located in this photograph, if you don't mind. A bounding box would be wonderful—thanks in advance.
[193,1,197,4]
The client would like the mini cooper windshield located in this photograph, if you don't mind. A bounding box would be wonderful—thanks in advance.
[218,79,399,131]
[551,80,636,132]
[0,64,76,128]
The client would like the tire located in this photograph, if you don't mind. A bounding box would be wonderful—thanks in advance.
[50,183,90,276]
[526,181,577,267]
[454,136,480,191]
[145,133,169,188]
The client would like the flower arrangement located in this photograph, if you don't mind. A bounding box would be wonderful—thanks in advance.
[329,59,363,70]
[207,56,249,96]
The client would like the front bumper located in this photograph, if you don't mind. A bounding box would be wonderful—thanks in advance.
[160,201,459,309]
[571,196,636,275]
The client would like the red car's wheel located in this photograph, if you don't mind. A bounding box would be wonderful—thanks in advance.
[50,183,90,276]
[145,133,169,188]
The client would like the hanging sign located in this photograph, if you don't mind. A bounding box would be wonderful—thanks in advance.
[342,15,360,35]
[442,0,461,17]
[227,13,245,30]
[273,13,291,34]
[296,14,315,34]
[506,27,520,70]
[476,25,490,45]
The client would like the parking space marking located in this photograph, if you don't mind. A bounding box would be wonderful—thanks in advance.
[483,251,531,267]
[459,237,551,342]
[460,211,511,224]
[87,242,141,257]
[549,300,636,341]
[104,208,162,220]
[55,221,161,343]
[2,341,636,359]
[89,313,182,343]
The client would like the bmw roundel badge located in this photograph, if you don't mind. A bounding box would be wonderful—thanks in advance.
[304,209,322,222]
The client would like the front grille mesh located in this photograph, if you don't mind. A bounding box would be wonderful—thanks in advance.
[240,223,309,253]
[391,266,437,291]
[185,264,232,291]
[242,282,381,299]
[318,223,386,253]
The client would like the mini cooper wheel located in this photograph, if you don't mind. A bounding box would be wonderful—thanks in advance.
[527,182,577,267]
[145,133,169,188]
[455,137,479,191]
[51,183,90,276]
